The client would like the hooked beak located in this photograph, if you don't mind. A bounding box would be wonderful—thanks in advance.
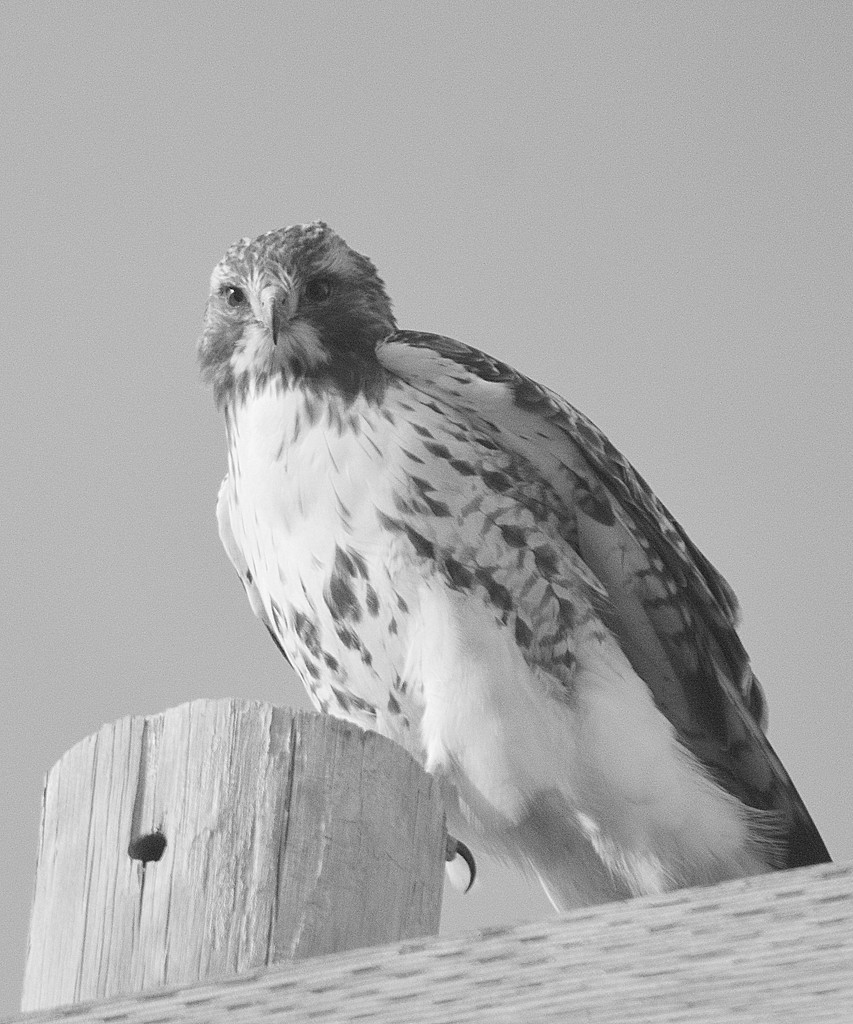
[262,286,289,346]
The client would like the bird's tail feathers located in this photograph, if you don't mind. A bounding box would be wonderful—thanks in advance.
[507,646,783,911]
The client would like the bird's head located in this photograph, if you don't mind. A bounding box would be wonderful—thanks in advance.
[198,222,395,406]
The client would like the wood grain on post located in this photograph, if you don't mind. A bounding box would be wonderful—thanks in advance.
[21,699,447,1012]
[14,863,852,1024]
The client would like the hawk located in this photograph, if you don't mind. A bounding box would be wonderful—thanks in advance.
[199,222,829,909]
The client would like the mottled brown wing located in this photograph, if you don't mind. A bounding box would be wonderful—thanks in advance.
[377,331,829,867]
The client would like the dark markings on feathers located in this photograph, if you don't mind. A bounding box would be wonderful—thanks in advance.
[293,610,322,658]
[394,492,414,514]
[332,687,351,712]
[323,652,339,671]
[365,584,379,615]
[475,567,513,612]
[423,495,452,517]
[534,546,558,577]
[335,495,353,528]
[559,651,576,676]
[513,376,549,413]
[459,496,481,517]
[514,616,533,647]
[332,685,374,717]
[410,476,433,496]
[499,524,528,547]
[245,567,253,584]
[326,574,359,621]
[397,594,409,613]
[423,440,451,459]
[444,556,474,589]
[304,396,322,427]
[449,458,477,476]
[555,596,577,629]
[571,416,607,452]
[403,448,424,463]
[376,510,403,535]
[482,469,512,492]
[270,598,287,635]
[334,545,356,577]
[348,693,376,715]
[574,482,616,526]
[350,550,369,578]
[387,692,401,714]
[404,525,436,560]
[411,422,433,438]
[337,626,361,650]
[264,623,291,663]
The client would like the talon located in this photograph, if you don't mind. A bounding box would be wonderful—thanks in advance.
[445,835,477,893]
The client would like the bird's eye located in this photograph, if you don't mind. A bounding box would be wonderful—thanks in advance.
[221,285,246,307]
[304,278,333,303]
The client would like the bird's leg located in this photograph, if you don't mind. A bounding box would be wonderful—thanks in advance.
[445,834,477,893]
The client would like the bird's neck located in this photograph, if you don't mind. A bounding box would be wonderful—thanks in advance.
[223,377,394,534]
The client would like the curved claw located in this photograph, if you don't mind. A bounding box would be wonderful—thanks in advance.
[445,835,477,893]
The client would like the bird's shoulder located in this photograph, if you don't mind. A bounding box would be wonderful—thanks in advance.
[377,331,747,670]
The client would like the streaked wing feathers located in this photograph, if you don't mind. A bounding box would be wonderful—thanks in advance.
[376,330,828,866]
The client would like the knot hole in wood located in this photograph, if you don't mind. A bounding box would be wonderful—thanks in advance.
[127,831,166,863]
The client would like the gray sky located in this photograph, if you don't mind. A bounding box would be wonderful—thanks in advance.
[2,2,851,1013]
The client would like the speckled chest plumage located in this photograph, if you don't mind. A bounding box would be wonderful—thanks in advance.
[222,373,602,761]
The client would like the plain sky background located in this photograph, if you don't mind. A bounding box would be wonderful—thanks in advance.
[1,1,851,1013]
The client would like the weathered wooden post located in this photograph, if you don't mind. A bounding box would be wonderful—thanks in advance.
[21,699,446,1011]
